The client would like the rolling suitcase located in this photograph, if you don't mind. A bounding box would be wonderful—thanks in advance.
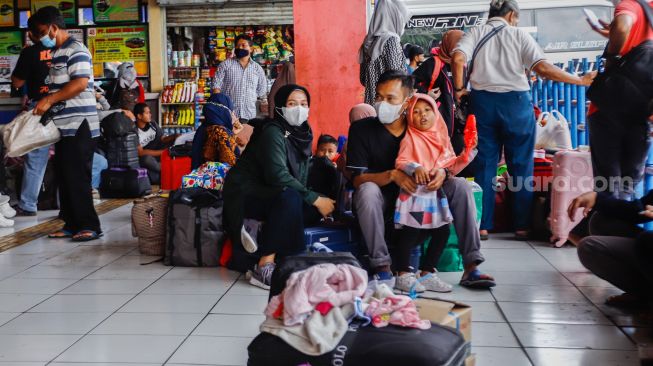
[248,323,469,366]
[549,150,593,247]
[161,149,191,190]
[99,167,152,198]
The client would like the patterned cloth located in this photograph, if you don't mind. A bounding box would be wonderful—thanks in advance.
[211,58,267,120]
[203,125,238,166]
[394,186,453,229]
[47,37,100,137]
[182,162,231,191]
[360,36,406,105]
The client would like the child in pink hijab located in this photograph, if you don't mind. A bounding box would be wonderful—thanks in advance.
[393,93,477,294]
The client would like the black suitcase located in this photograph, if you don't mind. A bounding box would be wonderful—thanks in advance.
[269,252,362,299]
[106,133,140,168]
[248,323,469,366]
[99,167,152,198]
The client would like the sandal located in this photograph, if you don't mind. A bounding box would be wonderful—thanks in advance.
[48,230,73,239]
[460,269,496,289]
[480,230,489,241]
[515,231,530,241]
[605,293,646,308]
[72,230,102,242]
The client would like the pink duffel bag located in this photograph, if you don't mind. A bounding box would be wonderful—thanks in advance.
[549,150,593,247]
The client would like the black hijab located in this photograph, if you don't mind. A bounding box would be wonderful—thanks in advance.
[272,84,313,179]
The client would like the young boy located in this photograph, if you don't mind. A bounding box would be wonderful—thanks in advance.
[134,103,178,184]
[315,134,339,163]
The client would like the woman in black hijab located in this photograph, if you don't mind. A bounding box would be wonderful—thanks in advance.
[223,84,335,289]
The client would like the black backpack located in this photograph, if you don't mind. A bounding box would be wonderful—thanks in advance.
[587,0,653,122]
[165,188,225,267]
[100,111,137,139]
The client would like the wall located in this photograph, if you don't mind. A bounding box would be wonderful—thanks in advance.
[293,0,367,142]
[147,0,166,92]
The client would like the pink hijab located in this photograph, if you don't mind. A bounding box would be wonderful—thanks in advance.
[396,94,457,171]
[349,103,377,123]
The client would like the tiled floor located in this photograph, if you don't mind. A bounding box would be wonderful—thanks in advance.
[0,205,649,366]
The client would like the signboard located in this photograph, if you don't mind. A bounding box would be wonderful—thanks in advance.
[0,31,22,83]
[86,26,148,78]
[93,0,139,23]
[0,0,15,27]
[403,13,487,52]
[31,0,76,26]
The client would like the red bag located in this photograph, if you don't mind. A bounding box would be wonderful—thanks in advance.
[160,149,191,190]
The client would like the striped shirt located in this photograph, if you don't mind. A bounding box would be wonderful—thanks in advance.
[47,37,100,137]
[211,58,267,120]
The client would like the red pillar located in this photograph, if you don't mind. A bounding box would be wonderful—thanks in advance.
[293,0,367,145]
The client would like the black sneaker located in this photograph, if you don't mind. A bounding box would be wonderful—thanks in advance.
[14,207,37,217]
[247,262,275,290]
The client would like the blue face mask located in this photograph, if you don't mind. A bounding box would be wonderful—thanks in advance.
[40,27,56,48]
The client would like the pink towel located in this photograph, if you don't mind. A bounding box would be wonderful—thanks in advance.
[365,295,431,330]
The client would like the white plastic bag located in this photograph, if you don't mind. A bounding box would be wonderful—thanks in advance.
[535,110,572,150]
[3,110,61,158]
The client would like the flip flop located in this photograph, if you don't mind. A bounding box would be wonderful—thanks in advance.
[72,230,102,242]
[605,293,646,308]
[48,230,73,239]
[460,269,496,289]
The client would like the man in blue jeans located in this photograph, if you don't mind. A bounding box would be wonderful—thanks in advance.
[11,17,53,216]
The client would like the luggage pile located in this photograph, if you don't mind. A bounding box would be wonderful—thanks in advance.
[248,253,471,366]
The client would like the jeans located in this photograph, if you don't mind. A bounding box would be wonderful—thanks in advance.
[19,145,50,212]
[139,155,161,185]
[588,110,652,200]
[91,153,108,189]
[471,90,536,231]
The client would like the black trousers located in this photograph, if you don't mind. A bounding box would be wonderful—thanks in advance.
[55,120,101,234]
[589,110,651,199]
[244,188,321,258]
[394,224,451,273]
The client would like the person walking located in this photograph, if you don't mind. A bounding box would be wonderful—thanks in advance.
[359,0,410,105]
[587,0,653,200]
[212,35,267,123]
[451,0,595,240]
[10,16,53,217]
[31,6,101,241]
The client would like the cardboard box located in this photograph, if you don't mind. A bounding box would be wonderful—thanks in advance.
[414,297,472,342]
[465,354,476,366]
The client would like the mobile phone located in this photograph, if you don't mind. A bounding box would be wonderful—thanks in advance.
[583,8,602,29]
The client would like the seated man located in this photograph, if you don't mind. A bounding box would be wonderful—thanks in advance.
[346,70,494,289]
[571,190,653,307]
[134,103,178,184]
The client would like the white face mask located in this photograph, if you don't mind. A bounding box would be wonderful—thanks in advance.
[281,106,309,127]
[375,101,406,125]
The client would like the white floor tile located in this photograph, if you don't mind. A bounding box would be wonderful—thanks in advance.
[0,313,18,326]
[28,294,133,313]
[52,363,159,366]
[471,322,521,347]
[168,336,251,365]
[490,271,573,287]
[92,313,204,335]
[41,246,133,267]
[0,293,50,312]
[480,249,557,272]
[0,334,80,362]
[227,280,271,296]
[465,301,506,323]
[0,253,49,267]
[86,266,171,280]
[61,279,153,294]
[161,266,241,281]
[0,278,77,294]
[0,266,33,280]
[491,285,590,304]
[0,312,109,334]
[55,334,185,363]
[513,323,636,350]
[525,348,639,366]
[193,314,265,338]
[12,265,99,280]
[0,362,47,366]
[210,295,268,315]
[120,294,220,314]
[578,286,624,305]
[419,286,495,302]
[535,247,589,273]
[144,279,233,295]
[474,347,532,366]
[499,302,612,325]
[562,272,615,288]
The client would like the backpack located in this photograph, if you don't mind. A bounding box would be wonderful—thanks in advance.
[100,111,137,139]
[105,133,140,168]
[587,0,653,122]
[165,187,225,267]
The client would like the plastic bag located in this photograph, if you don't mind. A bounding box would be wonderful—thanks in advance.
[535,110,572,150]
[3,110,60,158]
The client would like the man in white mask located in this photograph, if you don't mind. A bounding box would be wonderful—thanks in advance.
[347,70,494,289]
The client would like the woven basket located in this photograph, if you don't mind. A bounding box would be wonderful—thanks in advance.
[132,195,168,256]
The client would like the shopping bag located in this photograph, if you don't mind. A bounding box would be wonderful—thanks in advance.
[535,110,572,151]
[3,110,61,158]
